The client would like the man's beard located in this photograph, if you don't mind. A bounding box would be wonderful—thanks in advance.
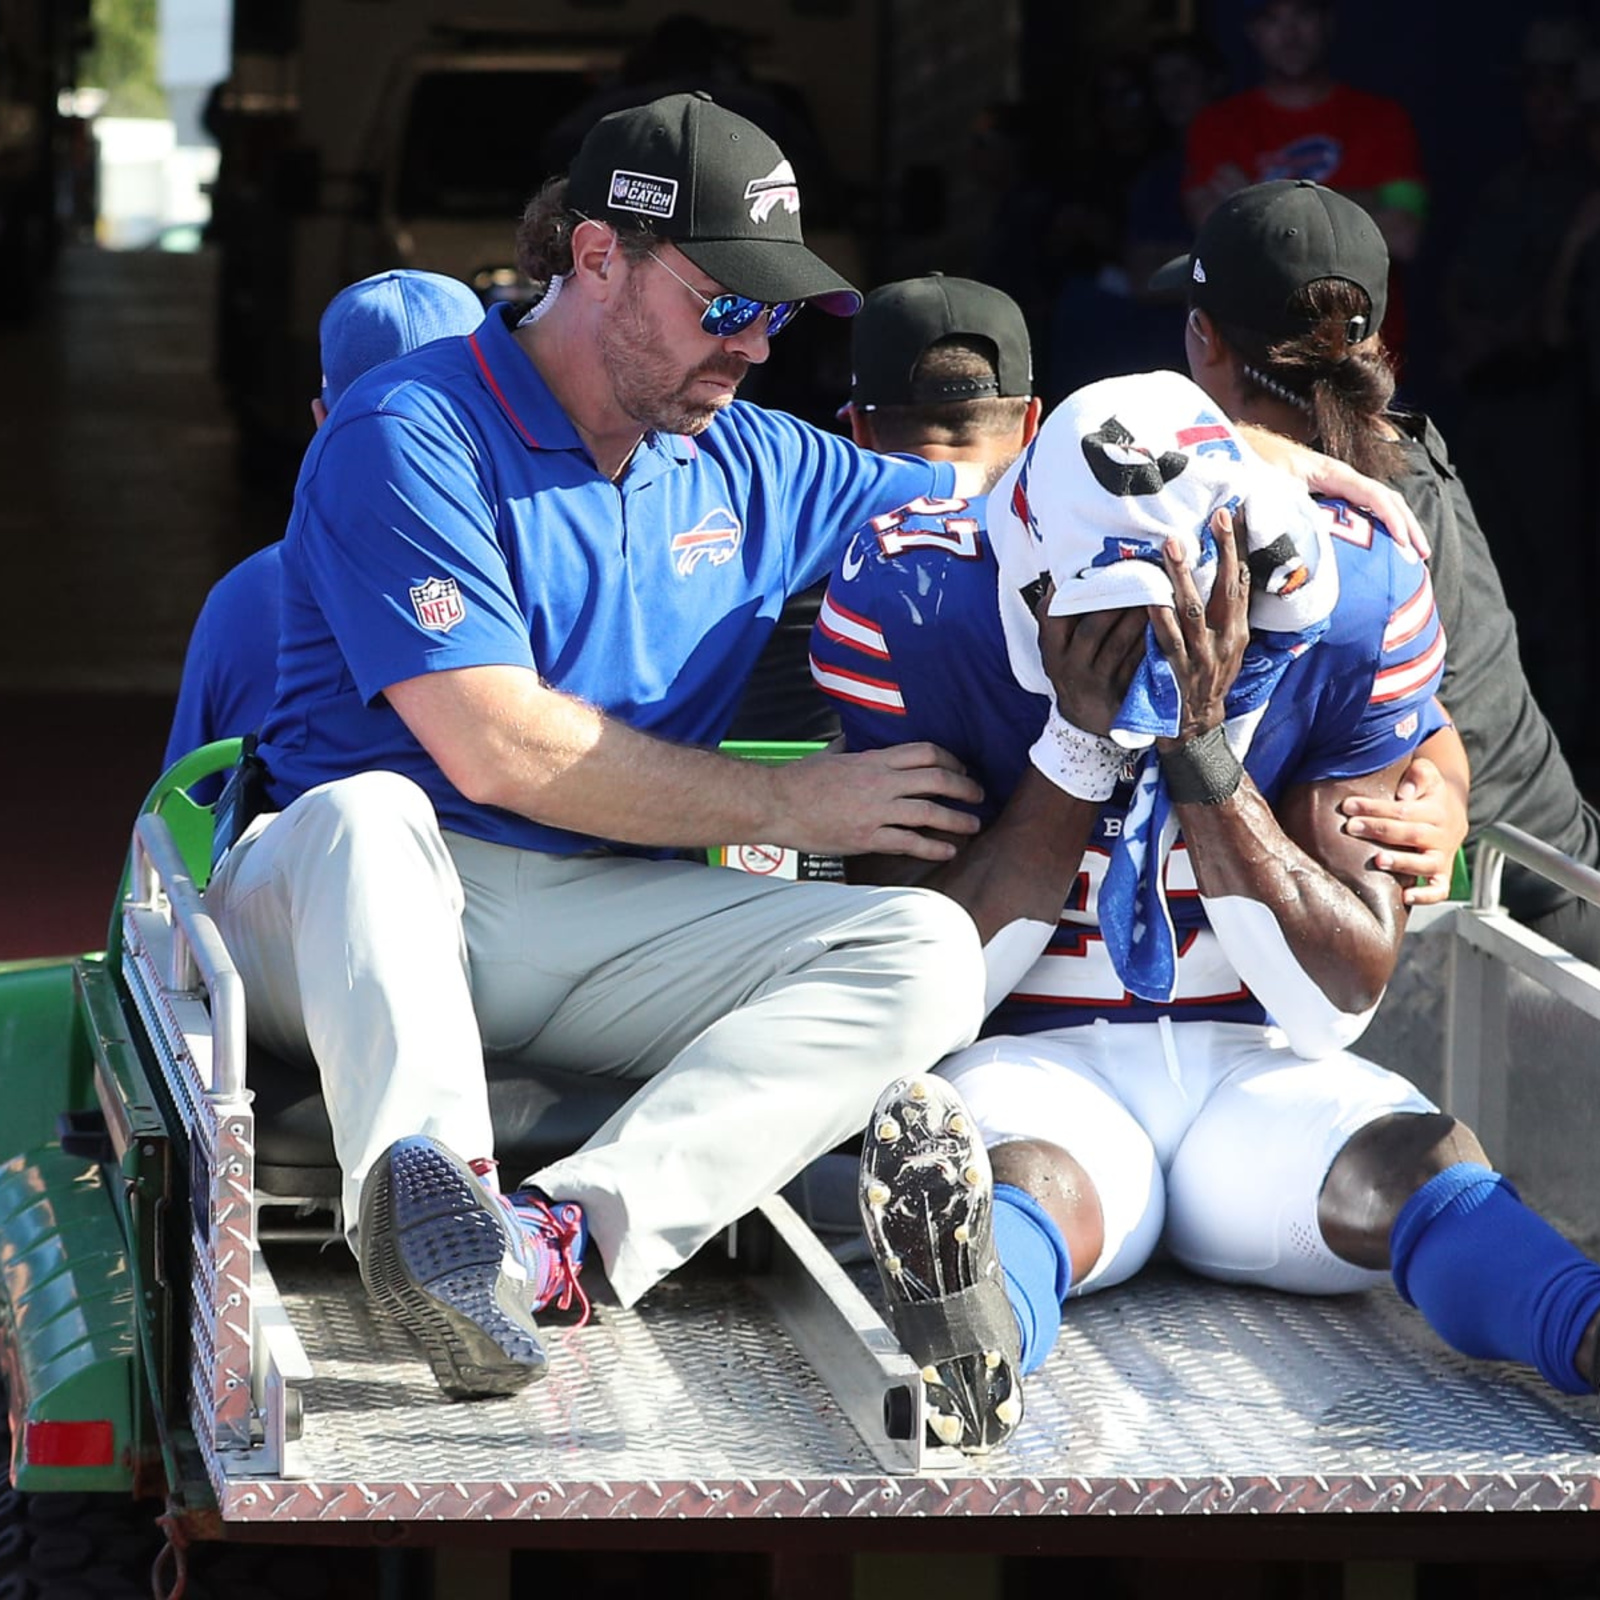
[598,273,749,435]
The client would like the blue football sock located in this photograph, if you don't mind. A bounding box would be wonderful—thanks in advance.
[993,1183,1074,1375]
[1390,1162,1600,1395]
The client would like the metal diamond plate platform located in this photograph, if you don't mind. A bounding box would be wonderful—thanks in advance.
[991,1267,1600,1487]
[275,1248,879,1483]
[207,1243,1600,1522]
[129,821,1600,1526]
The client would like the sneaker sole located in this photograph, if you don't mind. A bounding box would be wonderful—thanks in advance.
[859,1075,1022,1453]
[359,1138,549,1399]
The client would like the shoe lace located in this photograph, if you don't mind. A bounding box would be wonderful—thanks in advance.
[503,1190,591,1326]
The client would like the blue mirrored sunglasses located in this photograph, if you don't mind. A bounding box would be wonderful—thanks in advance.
[647,248,800,339]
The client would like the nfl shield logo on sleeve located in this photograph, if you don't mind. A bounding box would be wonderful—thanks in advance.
[410,576,466,632]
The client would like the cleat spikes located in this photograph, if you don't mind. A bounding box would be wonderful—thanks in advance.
[858,1075,1024,1455]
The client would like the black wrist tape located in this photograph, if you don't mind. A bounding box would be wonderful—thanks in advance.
[1160,725,1244,805]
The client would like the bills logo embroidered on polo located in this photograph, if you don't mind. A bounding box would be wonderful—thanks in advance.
[670,508,743,575]
[745,161,801,223]
[609,169,678,219]
[410,576,466,632]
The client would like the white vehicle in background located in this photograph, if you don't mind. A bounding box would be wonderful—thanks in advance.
[207,0,982,477]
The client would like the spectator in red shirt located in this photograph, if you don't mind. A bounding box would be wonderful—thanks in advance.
[1182,0,1427,276]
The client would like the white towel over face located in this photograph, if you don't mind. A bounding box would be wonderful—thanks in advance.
[988,369,1337,705]
[986,370,1344,1004]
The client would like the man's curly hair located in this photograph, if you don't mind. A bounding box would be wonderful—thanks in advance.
[515,176,658,285]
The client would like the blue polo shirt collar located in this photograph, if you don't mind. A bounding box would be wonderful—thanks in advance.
[470,304,696,474]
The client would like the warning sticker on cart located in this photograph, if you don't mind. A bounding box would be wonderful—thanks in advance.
[714,844,846,881]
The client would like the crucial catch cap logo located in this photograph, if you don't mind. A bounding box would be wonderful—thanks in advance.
[410,575,466,633]
[610,169,678,220]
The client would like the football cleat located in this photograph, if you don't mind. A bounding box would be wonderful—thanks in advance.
[859,1074,1023,1454]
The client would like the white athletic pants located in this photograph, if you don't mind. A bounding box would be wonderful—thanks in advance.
[205,771,986,1305]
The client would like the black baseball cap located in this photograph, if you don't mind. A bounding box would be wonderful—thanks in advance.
[849,274,1033,408]
[567,91,860,315]
[1149,179,1388,351]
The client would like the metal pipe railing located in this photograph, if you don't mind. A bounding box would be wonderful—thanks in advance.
[1472,821,1600,916]
[129,813,249,1103]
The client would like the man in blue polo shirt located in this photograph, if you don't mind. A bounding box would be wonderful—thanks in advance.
[204,92,992,1399]
[164,270,486,799]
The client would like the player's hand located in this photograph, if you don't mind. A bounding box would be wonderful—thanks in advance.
[1150,506,1251,744]
[1237,424,1429,559]
[1035,583,1147,737]
[771,742,983,861]
[1339,754,1468,905]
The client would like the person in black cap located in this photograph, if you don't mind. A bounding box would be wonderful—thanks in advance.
[838,273,1040,480]
[1159,177,1600,965]
[203,92,1003,1401]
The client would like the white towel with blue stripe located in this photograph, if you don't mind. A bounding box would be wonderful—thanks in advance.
[990,371,1340,1002]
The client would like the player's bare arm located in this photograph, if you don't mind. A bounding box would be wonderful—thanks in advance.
[1153,517,1408,1020]
[385,663,982,861]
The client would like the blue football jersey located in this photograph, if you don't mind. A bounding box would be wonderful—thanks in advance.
[809,491,1446,1032]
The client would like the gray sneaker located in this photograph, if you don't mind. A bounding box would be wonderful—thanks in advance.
[859,1075,1023,1453]
[358,1135,550,1399]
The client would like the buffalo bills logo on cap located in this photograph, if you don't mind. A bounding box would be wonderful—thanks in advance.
[744,161,800,224]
